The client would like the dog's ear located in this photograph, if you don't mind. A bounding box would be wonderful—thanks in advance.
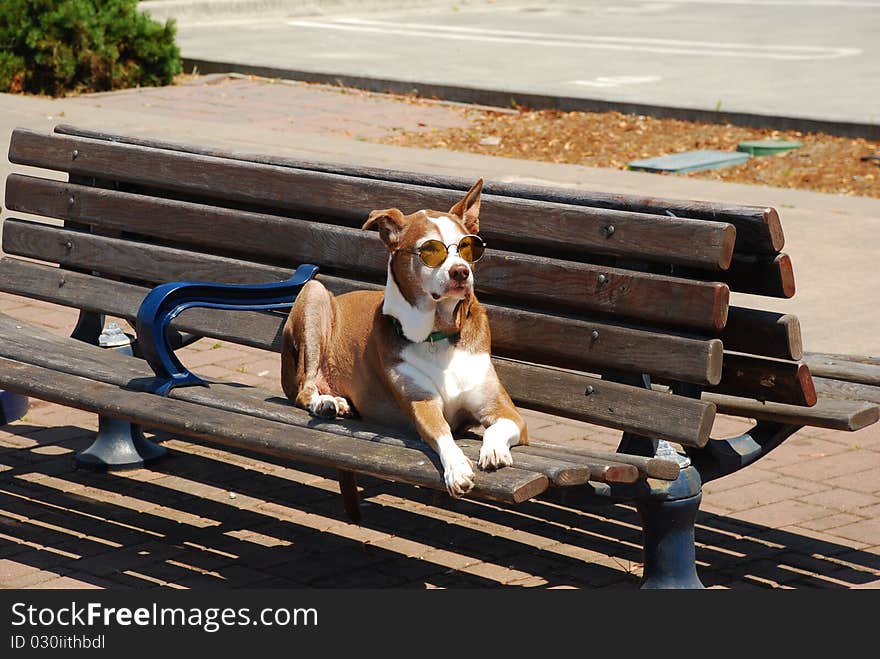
[363,208,407,251]
[448,178,483,234]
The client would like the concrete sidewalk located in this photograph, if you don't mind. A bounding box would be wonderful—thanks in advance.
[1,76,879,589]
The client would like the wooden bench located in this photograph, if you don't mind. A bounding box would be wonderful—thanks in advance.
[1,124,878,589]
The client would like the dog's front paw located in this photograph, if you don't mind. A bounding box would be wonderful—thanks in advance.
[308,394,353,419]
[479,419,519,470]
[478,438,513,471]
[443,455,475,498]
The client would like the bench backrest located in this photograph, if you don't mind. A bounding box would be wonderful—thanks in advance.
[1,125,816,451]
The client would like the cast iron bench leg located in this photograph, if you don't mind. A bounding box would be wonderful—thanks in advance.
[637,492,704,589]
[0,390,29,425]
[72,313,166,470]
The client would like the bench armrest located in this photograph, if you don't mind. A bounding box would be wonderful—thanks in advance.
[135,263,319,395]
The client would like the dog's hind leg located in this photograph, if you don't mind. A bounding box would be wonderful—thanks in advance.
[281,280,352,419]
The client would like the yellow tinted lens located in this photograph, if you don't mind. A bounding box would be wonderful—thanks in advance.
[458,236,484,263]
[418,240,447,267]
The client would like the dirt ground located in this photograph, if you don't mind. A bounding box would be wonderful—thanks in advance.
[378,105,880,199]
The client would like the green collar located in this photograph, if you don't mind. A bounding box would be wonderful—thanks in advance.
[386,315,460,344]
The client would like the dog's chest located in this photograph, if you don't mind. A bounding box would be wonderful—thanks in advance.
[397,342,492,416]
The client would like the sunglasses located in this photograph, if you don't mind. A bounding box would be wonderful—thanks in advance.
[407,235,487,268]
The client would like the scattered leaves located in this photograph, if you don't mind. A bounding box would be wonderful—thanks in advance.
[378,109,880,198]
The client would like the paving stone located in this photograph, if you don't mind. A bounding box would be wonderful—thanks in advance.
[849,577,880,589]
[823,518,880,546]
[776,449,880,481]
[3,567,68,588]
[799,513,866,531]
[29,574,114,589]
[799,488,880,513]
[825,472,880,495]
[780,525,870,552]
[704,480,809,512]
[732,500,834,528]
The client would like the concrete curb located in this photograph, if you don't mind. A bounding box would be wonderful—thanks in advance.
[183,57,880,140]
[140,0,461,20]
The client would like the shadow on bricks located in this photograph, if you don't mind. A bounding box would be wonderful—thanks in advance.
[1,420,879,589]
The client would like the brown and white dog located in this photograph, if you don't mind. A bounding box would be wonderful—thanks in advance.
[280,179,527,497]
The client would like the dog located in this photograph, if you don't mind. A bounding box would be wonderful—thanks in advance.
[280,179,527,497]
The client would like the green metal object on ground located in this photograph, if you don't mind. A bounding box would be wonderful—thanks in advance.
[628,149,750,174]
[737,139,803,156]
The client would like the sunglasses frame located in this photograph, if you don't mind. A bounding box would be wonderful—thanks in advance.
[405,234,487,268]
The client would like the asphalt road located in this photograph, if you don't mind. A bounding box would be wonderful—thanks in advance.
[170,0,880,126]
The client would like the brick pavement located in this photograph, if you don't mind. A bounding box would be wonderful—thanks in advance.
[0,76,878,588]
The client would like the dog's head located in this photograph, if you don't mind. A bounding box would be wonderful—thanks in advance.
[363,178,483,308]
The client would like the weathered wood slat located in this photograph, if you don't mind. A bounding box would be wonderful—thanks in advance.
[0,257,722,385]
[489,307,722,386]
[812,377,880,405]
[0,312,628,487]
[525,442,681,481]
[53,123,785,255]
[725,253,796,298]
[802,353,880,386]
[704,392,879,432]
[8,129,737,269]
[0,355,548,503]
[721,307,803,361]
[676,253,795,298]
[492,359,714,447]
[709,354,817,406]
[0,198,730,331]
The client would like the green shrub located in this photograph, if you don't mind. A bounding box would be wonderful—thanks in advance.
[0,0,182,96]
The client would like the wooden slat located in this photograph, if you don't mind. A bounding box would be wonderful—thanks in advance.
[8,129,737,269]
[493,359,714,447]
[803,353,880,386]
[0,355,548,503]
[54,123,786,255]
[0,312,623,488]
[812,377,880,405]
[0,256,722,385]
[705,392,878,432]
[676,252,795,298]
[525,442,681,481]
[725,253,796,298]
[490,307,721,385]
[0,186,730,331]
[721,307,803,360]
[710,354,818,406]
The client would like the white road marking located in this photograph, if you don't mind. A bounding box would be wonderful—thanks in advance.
[570,76,663,88]
[287,18,861,61]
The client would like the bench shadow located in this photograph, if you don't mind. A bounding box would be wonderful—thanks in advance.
[0,422,877,589]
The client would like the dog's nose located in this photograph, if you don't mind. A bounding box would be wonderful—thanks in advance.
[449,264,470,283]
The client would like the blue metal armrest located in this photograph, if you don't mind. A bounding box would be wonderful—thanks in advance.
[135,264,319,396]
